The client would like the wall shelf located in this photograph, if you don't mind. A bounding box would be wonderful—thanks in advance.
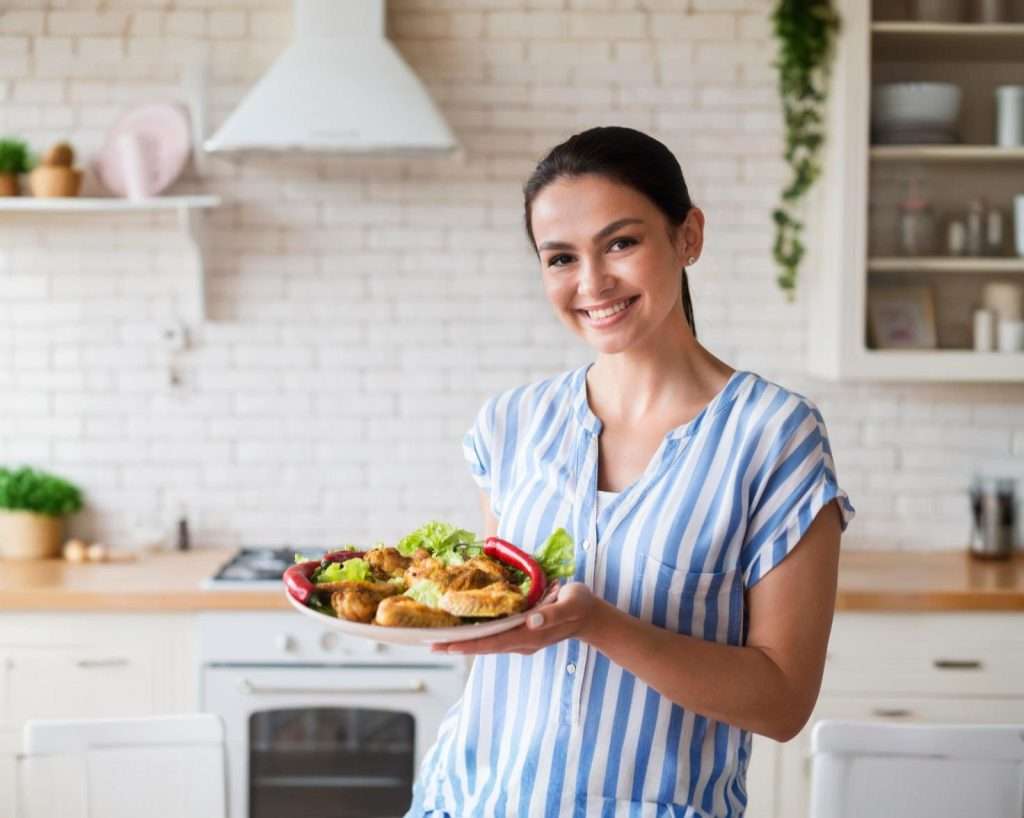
[0,195,220,212]
[868,257,1024,274]
[872,22,1024,61]
[0,195,221,321]
[870,146,1024,162]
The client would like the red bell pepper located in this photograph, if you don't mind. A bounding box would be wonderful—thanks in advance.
[483,536,547,607]
[283,549,366,605]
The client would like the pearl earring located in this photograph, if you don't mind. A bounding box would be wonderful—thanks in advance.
[687,256,697,265]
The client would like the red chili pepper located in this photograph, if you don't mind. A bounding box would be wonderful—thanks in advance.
[283,560,319,604]
[483,536,547,607]
[283,550,366,604]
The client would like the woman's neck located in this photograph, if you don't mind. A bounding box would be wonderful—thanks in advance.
[587,316,733,427]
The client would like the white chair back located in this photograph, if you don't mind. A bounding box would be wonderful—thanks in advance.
[810,719,1024,818]
[17,714,226,818]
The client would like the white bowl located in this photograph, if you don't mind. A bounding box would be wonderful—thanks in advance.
[871,82,961,131]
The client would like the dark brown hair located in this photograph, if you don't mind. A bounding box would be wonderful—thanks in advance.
[523,126,696,337]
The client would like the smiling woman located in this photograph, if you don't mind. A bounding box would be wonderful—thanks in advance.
[403,127,855,818]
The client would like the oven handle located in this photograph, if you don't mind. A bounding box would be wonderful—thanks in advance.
[238,678,427,696]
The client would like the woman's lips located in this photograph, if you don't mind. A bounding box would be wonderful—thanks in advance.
[577,295,640,329]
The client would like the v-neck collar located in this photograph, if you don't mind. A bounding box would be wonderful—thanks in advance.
[571,364,751,542]
[571,363,749,442]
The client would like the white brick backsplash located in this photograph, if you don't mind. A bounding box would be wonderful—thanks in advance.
[0,1,1016,551]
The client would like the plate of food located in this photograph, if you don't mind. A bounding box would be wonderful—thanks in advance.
[283,521,574,646]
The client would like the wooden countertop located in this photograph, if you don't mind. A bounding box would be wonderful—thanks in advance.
[0,548,1022,612]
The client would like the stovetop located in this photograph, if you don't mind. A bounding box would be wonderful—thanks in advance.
[202,547,328,589]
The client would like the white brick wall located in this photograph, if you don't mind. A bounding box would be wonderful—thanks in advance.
[0,0,1021,552]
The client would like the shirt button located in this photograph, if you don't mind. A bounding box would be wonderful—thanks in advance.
[582,539,591,551]
[566,663,576,675]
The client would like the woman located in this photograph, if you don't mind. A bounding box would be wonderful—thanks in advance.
[406,126,854,818]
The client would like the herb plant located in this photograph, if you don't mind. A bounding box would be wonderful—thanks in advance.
[0,466,84,517]
[0,139,33,175]
[771,0,840,298]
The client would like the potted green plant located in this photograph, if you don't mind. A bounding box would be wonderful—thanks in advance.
[0,466,83,560]
[0,138,34,197]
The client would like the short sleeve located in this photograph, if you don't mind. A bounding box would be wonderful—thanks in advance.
[740,398,854,589]
[462,396,497,494]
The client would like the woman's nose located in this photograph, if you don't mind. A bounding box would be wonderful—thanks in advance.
[577,257,614,297]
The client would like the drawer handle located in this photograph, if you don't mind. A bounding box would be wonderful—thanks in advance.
[238,679,426,696]
[872,708,914,719]
[76,658,130,669]
[933,659,983,671]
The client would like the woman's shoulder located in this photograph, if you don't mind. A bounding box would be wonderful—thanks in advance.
[474,365,584,423]
[726,370,828,443]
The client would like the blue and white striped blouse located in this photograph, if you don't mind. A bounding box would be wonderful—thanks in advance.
[407,364,854,818]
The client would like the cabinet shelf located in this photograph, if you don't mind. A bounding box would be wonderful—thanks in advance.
[0,195,221,321]
[856,350,1024,382]
[0,195,220,212]
[868,257,1024,274]
[872,22,1024,61]
[870,146,1024,162]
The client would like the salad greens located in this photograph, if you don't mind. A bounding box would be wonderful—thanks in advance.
[315,557,370,584]
[404,579,443,607]
[395,520,480,566]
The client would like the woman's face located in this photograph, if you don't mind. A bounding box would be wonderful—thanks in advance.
[530,173,703,356]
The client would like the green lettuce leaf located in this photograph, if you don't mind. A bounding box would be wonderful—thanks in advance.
[395,520,479,566]
[315,557,370,584]
[404,579,443,608]
[536,528,575,581]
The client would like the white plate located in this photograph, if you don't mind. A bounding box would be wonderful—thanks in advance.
[285,584,558,646]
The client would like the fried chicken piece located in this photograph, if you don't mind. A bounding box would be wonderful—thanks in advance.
[330,587,388,623]
[316,578,399,595]
[404,555,450,589]
[447,567,498,592]
[365,546,411,579]
[457,556,509,583]
[440,581,526,618]
[374,595,461,628]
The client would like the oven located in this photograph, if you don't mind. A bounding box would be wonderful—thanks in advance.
[198,611,465,818]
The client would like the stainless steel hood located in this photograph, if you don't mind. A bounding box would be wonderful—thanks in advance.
[203,0,458,154]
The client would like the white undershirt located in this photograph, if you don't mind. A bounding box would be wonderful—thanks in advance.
[597,489,619,515]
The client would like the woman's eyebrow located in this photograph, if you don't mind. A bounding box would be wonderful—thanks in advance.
[537,217,645,251]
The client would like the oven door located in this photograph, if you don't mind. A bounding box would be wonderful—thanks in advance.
[204,664,462,818]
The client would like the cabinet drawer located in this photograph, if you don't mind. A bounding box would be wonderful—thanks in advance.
[2,647,153,726]
[823,613,1024,696]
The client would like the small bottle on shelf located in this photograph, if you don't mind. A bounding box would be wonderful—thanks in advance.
[898,178,936,256]
[965,198,986,257]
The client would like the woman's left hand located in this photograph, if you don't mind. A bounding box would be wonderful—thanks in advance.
[431,582,599,655]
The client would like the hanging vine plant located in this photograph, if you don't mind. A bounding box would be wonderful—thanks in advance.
[771,0,841,299]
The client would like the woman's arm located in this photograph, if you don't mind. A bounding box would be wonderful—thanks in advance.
[435,498,842,743]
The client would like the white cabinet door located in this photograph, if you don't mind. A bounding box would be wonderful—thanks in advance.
[0,726,16,818]
[0,614,194,729]
[778,695,1024,818]
[745,733,780,818]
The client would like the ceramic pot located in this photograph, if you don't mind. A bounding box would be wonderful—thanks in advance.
[0,510,65,560]
[29,166,83,197]
[0,174,18,196]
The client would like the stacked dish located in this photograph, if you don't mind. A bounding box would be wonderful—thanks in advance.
[871,82,961,144]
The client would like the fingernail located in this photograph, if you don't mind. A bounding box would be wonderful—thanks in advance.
[528,613,544,628]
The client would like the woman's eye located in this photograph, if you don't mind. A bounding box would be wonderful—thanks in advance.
[609,237,637,251]
[547,254,573,267]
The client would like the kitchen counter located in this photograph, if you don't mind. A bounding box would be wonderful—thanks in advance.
[0,548,1023,612]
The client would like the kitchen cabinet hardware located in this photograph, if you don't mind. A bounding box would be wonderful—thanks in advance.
[871,707,914,718]
[237,678,427,696]
[932,659,983,670]
[75,658,130,669]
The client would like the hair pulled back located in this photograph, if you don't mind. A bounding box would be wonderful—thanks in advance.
[523,126,696,337]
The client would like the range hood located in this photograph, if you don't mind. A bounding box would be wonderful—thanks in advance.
[204,0,458,154]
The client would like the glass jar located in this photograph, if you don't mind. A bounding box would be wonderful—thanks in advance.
[898,179,936,256]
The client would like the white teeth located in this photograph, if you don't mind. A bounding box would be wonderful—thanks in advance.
[586,298,633,320]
